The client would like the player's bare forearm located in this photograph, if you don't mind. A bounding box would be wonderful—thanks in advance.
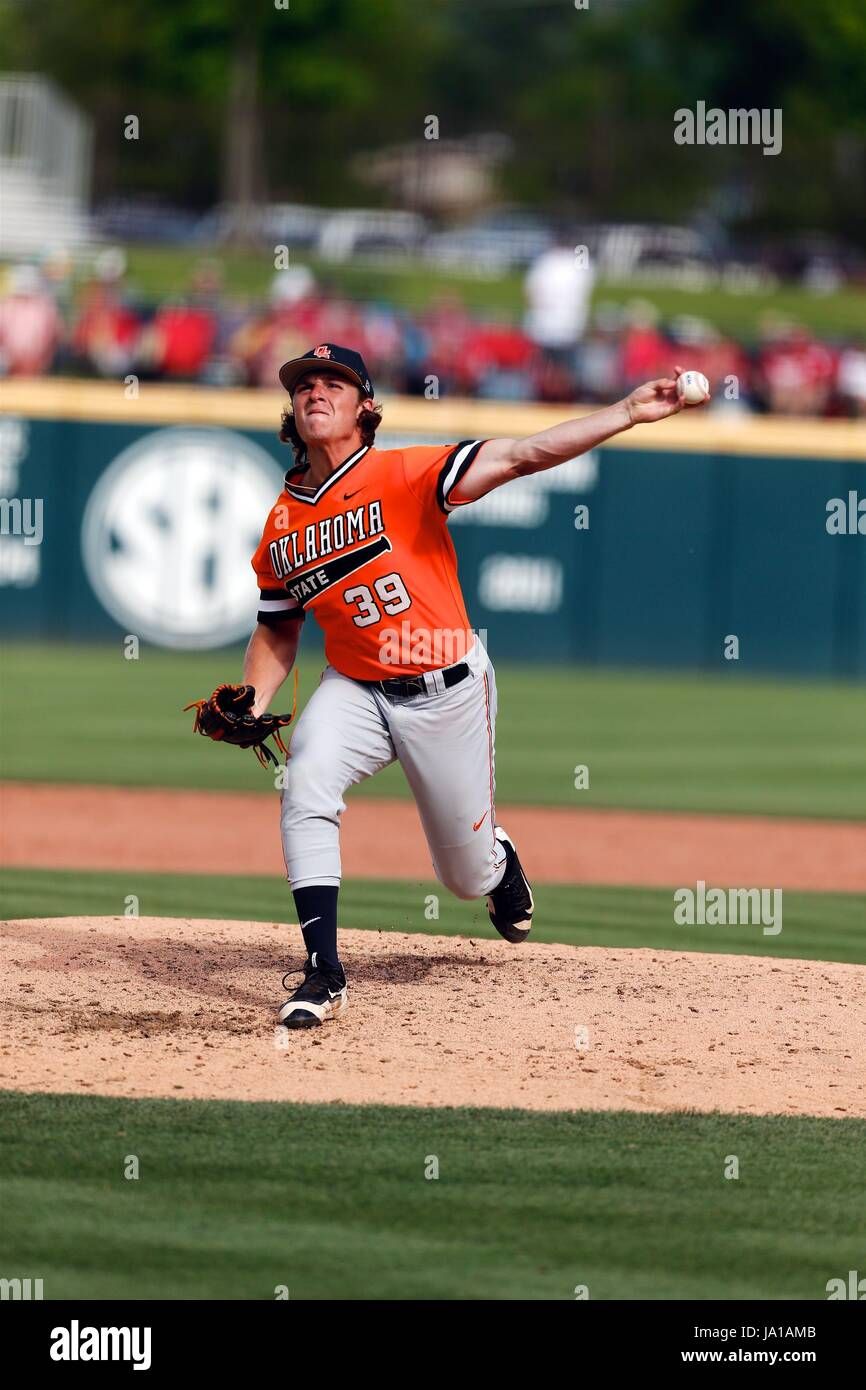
[243,619,302,716]
[453,364,703,503]
[501,399,634,476]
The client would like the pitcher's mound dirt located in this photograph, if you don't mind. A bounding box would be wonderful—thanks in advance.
[2,917,864,1118]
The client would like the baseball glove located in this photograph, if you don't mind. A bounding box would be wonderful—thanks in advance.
[184,678,297,769]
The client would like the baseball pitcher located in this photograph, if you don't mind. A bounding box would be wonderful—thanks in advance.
[189,343,706,1028]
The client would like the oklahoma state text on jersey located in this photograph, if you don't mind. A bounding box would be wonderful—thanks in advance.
[251,440,487,681]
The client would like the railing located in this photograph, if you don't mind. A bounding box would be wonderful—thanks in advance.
[0,72,92,205]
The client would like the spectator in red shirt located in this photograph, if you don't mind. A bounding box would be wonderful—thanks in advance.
[422,293,475,395]
[621,300,670,388]
[72,280,141,378]
[758,323,836,415]
[466,320,537,400]
[668,317,753,410]
[143,300,217,380]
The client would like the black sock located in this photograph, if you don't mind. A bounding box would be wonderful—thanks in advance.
[292,884,341,977]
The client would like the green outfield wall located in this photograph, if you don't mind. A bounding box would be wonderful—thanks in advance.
[0,382,863,676]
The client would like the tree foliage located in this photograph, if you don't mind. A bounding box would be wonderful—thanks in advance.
[1,0,863,241]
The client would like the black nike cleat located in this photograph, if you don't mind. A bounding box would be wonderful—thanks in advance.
[278,953,348,1029]
[486,826,534,943]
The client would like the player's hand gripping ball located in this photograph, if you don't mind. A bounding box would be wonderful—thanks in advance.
[184,682,296,769]
[676,370,711,405]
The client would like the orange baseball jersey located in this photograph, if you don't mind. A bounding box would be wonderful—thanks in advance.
[251,440,488,681]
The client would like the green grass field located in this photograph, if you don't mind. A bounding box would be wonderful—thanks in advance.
[1,1092,862,1300]
[3,868,865,965]
[2,642,864,817]
[117,245,866,339]
[3,640,864,1301]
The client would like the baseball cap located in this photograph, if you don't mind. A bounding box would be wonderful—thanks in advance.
[278,343,374,398]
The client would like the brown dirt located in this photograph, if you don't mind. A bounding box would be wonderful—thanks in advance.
[2,916,864,1118]
[3,782,866,889]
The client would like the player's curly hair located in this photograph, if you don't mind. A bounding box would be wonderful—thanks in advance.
[279,400,383,466]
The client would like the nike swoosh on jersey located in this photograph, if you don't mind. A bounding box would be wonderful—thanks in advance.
[473,811,489,832]
[343,487,365,500]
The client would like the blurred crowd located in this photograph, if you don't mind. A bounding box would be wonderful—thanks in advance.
[1,249,865,418]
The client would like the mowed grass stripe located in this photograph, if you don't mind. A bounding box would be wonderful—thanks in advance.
[1,643,864,817]
[122,245,866,337]
[0,1092,863,1301]
[2,868,865,964]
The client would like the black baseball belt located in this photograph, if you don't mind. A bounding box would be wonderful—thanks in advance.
[367,662,470,700]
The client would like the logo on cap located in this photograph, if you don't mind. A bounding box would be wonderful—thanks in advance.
[313,345,332,359]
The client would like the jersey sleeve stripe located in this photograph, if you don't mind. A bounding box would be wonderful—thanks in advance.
[257,590,305,624]
[258,593,298,611]
[257,610,305,628]
[436,440,487,513]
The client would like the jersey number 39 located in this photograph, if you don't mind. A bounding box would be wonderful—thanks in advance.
[343,572,412,627]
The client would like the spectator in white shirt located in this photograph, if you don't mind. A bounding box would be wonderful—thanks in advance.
[0,265,63,376]
[524,234,595,359]
[837,341,866,417]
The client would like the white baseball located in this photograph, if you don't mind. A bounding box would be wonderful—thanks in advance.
[676,370,710,405]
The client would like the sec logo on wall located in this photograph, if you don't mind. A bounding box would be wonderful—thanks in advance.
[81,428,283,649]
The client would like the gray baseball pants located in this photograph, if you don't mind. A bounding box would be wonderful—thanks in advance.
[281,636,507,897]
